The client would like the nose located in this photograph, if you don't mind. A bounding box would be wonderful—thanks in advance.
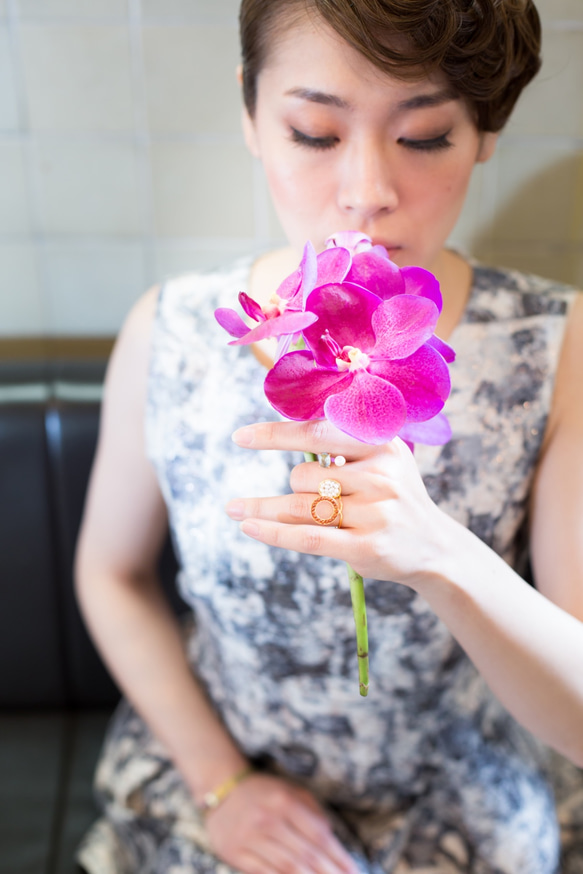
[337,136,399,220]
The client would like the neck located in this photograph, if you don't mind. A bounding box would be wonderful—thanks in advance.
[431,249,473,341]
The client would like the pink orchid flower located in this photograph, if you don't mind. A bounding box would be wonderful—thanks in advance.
[264,282,451,445]
[214,241,353,347]
[325,233,454,367]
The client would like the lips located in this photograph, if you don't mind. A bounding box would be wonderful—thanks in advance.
[372,240,401,254]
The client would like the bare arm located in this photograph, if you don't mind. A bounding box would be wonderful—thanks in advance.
[416,294,583,763]
[75,287,357,874]
[75,287,248,799]
[227,298,583,766]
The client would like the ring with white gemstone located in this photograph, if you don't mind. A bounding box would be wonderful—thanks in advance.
[317,453,347,469]
[318,479,342,498]
[311,479,343,526]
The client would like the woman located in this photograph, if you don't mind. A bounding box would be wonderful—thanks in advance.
[76,0,583,872]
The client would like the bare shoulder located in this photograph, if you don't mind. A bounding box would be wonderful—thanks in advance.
[97,284,164,444]
[530,290,583,615]
[76,283,167,581]
[105,284,161,395]
[543,290,583,445]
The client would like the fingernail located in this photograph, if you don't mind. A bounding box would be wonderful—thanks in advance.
[225,500,244,520]
[232,426,253,446]
[240,520,260,537]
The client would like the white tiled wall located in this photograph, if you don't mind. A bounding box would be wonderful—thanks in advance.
[0,0,581,336]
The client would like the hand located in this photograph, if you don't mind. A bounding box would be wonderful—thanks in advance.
[226,419,450,588]
[205,772,359,874]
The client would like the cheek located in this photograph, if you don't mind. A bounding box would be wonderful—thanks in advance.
[264,163,294,209]
[413,157,475,219]
[264,156,332,219]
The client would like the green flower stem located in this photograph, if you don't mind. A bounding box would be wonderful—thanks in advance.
[304,451,370,696]
[347,565,369,696]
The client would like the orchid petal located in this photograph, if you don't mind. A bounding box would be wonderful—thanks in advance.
[275,332,294,361]
[369,344,450,422]
[427,334,456,363]
[238,292,265,323]
[346,249,405,300]
[401,266,443,313]
[316,246,352,285]
[214,308,249,339]
[324,370,407,444]
[229,311,318,346]
[370,244,391,261]
[265,351,352,420]
[275,267,301,302]
[398,412,452,446]
[325,231,372,253]
[299,240,318,308]
[303,283,380,366]
[372,295,439,359]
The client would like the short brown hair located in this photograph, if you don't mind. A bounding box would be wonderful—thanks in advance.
[239,0,541,132]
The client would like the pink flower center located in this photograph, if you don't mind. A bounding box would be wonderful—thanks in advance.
[336,346,371,372]
[263,293,288,319]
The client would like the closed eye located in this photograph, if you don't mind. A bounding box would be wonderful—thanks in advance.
[290,127,339,151]
[398,133,453,152]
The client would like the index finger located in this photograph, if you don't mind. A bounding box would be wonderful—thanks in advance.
[285,802,360,874]
[232,419,376,458]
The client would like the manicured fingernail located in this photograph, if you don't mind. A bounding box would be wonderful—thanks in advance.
[240,520,260,537]
[225,500,244,520]
[232,426,253,446]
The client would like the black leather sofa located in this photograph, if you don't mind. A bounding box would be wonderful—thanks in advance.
[0,358,182,874]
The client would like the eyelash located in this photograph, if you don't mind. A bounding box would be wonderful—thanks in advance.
[289,127,454,153]
[398,133,453,152]
[290,127,338,150]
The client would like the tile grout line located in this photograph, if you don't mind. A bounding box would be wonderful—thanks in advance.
[128,0,157,288]
[5,0,54,334]
[0,130,246,143]
[0,232,259,247]
[8,14,239,27]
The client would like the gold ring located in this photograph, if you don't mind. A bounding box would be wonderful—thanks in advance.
[311,495,343,526]
[311,479,343,526]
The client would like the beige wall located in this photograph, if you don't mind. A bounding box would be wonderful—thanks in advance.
[0,0,581,336]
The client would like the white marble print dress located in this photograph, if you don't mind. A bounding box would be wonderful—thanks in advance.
[78,258,583,874]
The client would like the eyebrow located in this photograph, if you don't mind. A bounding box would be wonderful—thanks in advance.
[396,88,459,111]
[284,87,350,109]
[284,86,459,112]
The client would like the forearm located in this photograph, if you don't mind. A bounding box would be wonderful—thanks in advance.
[76,571,248,800]
[415,511,583,766]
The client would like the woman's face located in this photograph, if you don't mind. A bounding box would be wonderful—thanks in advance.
[242,12,497,271]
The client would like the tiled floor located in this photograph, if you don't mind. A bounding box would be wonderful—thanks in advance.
[0,709,112,874]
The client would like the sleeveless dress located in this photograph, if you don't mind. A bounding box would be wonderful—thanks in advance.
[78,257,583,874]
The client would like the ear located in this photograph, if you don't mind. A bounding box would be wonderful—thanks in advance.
[242,107,261,158]
[236,63,261,159]
[476,131,499,164]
